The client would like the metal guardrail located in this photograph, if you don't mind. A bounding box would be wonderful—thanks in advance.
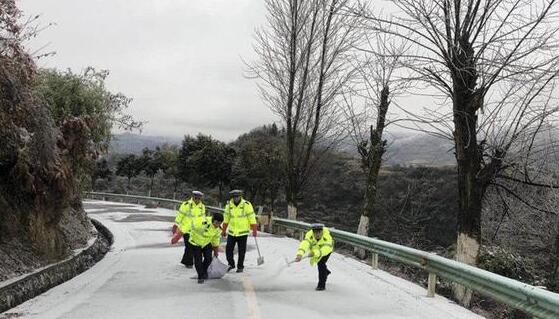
[272,217,559,319]
[84,192,224,213]
[84,192,559,318]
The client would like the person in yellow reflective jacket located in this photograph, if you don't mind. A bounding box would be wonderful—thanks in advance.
[189,213,223,284]
[221,189,257,273]
[295,223,334,291]
[173,191,206,268]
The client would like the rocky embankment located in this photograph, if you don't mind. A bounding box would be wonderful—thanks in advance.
[0,218,113,312]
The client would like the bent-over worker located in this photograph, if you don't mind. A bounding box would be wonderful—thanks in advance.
[295,223,333,291]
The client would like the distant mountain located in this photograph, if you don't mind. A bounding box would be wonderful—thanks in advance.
[110,131,456,166]
[339,131,456,167]
[384,132,455,166]
[109,133,182,155]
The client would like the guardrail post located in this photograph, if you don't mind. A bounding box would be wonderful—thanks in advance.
[299,230,305,241]
[427,273,437,297]
[371,253,379,270]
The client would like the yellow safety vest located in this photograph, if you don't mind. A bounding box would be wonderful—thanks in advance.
[189,216,221,248]
[175,199,206,234]
[297,228,334,265]
[223,198,256,237]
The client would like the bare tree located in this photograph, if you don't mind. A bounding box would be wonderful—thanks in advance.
[357,0,559,305]
[341,32,410,257]
[483,133,559,291]
[249,0,362,220]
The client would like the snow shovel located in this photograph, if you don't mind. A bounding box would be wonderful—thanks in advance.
[254,236,264,265]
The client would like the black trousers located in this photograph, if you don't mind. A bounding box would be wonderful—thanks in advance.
[192,243,213,280]
[226,235,248,269]
[317,253,331,288]
[181,233,193,267]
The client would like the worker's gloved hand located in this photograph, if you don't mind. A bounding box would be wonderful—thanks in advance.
[251,224,258,237]
[213,247,219,257]
[171,224,178,234]
[221,223,228,237]
[170,231,183,245]
[295,255,302,262]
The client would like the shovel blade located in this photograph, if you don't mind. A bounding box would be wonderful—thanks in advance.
[257,257,265,265]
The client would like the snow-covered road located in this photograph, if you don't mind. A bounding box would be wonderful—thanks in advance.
[1,201,484,319]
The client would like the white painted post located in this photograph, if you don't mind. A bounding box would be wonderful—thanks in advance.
[371,253,379,270]
[427,273,437,297]
[269,212,275,234]
[299,231,305,241]
[257,206,264,232]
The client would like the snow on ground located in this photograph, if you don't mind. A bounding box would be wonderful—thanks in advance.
[1,201,485,319]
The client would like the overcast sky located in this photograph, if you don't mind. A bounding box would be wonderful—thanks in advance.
[20,0,275,141]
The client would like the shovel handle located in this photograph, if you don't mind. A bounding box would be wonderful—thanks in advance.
[254,236,262,257]
[286,255,309,266]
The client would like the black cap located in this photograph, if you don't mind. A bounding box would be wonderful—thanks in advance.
[311,223,324,231]
[212,212,224,223]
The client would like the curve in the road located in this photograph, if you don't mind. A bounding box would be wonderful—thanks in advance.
[1,201,484,319]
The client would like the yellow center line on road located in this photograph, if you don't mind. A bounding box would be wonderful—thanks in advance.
[242,275,262,319]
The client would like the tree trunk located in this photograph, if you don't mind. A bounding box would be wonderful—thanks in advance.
[452,114,484,307]
[355,215,369,251]
[450,42,484,306]
[148,176,154,197]
[127,176,131,195]
[286,186,298,219]
[270,189,277,213]
[355,164,378,258]
[285,167,299,220]
[285,187,298,236]
[287,203,297,220]
[252,187,258,205]
[218,181,223,205]
[549,218,559,285]
[355,86,389,259]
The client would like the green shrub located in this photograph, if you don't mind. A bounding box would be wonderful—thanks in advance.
[479,246,535,282]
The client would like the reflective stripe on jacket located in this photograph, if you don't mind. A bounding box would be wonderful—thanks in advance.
[297,228,333,265]
[175,198,206,234]
[223,198,256,237]
[189,216,221,248]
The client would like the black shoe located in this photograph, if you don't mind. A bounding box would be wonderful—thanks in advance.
[236,268,244,273]
[197,279,204,284]
[227,266,235,272]
[185,265,193,269]
[315,286,325,291]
